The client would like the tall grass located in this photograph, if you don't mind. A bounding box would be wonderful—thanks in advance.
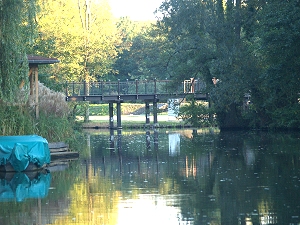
[0,82,80,143]
[35,112,77,142]
[0,104,35,135]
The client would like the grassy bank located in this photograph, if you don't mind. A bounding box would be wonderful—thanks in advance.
[77,103,216,129]
[77,113,189,129]
[76,103,149,116]
[81,120,191,129]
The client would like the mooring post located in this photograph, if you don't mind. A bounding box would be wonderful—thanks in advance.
[109,102,114,129]
[117,101,122,129]
[145,102,150,126]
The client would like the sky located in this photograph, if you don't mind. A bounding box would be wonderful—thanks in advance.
[109,0,164,21]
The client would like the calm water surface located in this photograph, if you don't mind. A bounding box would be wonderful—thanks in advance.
[0,129,300,225]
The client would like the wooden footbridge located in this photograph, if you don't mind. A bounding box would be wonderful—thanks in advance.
[65,79,207,129]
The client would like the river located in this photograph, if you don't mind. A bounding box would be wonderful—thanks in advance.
[0,129,300,225]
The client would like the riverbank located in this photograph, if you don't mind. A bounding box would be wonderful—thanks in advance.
[77,114,191,129]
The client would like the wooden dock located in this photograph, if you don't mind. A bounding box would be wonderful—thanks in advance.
[49,142,79,160]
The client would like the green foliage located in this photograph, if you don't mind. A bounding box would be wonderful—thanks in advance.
[0,103,76,142]
[110,20,168,81]
[0,104,35,135]
[39,73,66,92]
[35,0,120,82]
[150,0,300,129]
[178,98,215,127]
[154,0,253,129]
[35,112,76,142]
[250,0,300,128]
[0,0,37,101]
[73,103,107,117]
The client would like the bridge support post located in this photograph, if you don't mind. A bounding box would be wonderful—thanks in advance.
[117,101,122,129]
[145,102,150,127]
[109,102,114,129]
[153,101,158,127]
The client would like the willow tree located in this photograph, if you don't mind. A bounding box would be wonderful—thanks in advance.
[0,0,37,101]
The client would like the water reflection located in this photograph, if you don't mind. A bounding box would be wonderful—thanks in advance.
[0,171,51,202]
[169,133,180,156]
[0,130,300,225]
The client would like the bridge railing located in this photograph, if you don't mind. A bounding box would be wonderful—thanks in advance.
[65,79,206,96]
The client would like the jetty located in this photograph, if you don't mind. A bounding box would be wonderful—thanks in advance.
[49,142,79,160]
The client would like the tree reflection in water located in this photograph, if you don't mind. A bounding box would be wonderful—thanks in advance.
[0,129,299,225]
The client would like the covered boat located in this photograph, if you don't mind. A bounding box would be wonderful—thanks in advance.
[0,135,51,172]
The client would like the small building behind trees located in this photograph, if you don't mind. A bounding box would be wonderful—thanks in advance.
[27,55,59,119]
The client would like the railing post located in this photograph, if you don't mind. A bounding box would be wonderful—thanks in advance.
[83,81,86,96]
[72,81,75,95]
[135,79,138,95]
[100,80,103,96]
[108,80,111,95]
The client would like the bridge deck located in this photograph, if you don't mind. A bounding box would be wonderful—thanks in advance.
[65,79,207,103]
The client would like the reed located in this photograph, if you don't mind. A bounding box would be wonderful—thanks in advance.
[0,104,35,136]
[29,82,70,117]
[0,82,77,143]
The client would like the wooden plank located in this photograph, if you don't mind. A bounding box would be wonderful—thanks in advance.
[50,147,69,153]
[49,142,69,149]
[51,151,79,160]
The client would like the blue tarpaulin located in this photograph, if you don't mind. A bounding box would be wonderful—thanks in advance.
[0,135,51,171]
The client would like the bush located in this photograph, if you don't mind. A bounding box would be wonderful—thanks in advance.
[178,98,216,127]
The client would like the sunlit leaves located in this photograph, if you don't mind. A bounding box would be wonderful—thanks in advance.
[35,0,120,82]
